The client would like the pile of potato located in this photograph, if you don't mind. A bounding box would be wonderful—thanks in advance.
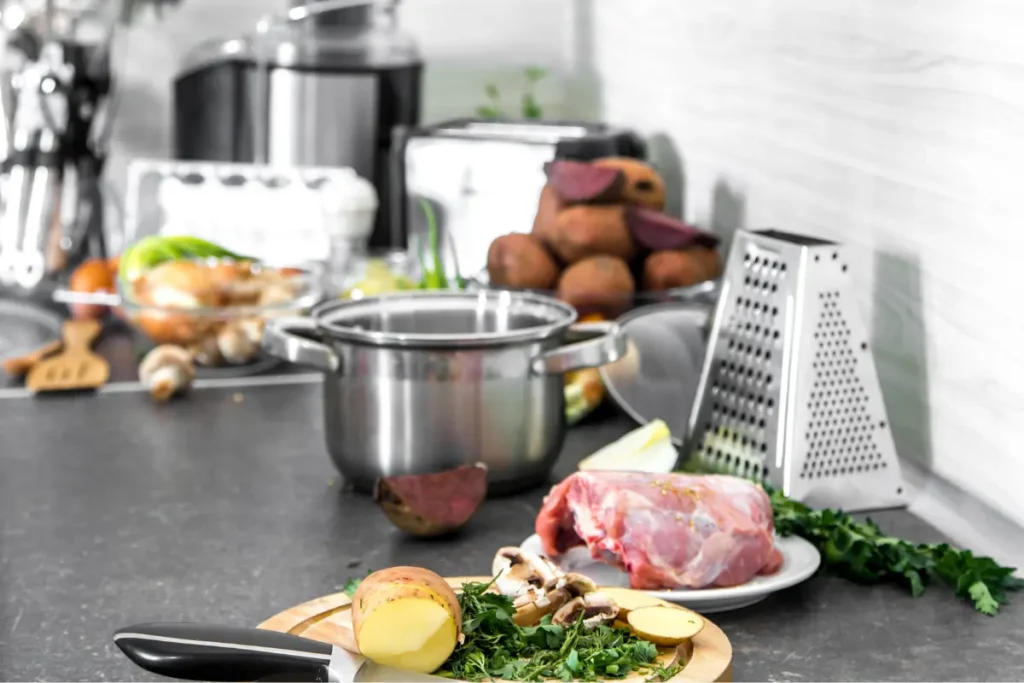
[487,158,723,318]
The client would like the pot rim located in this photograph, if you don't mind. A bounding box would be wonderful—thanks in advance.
[311,289,579,348]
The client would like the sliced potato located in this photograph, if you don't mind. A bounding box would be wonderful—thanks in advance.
[596,587,674,616]
[626,606,706,646]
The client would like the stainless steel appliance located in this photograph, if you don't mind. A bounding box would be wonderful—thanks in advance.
[262,290,626,494]
[685,228,906,512]
[393,119,645,280]
[172,0,420,250]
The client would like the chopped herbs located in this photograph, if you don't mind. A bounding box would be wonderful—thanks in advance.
[438,579,672,682]
[769,488,1024,615]
[342,569,372,597]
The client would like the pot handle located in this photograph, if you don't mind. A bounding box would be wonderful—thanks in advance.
[531,321,627,375]
[261,317,340,372]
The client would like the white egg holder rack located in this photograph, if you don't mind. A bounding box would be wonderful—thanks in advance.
[684,229,906,512]
[123,159,376,268]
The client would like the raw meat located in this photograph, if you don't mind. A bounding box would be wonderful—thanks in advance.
[535,471,784,590]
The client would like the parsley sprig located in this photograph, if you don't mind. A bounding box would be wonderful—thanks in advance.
[769,488,1024,615]
[438,579,678,682]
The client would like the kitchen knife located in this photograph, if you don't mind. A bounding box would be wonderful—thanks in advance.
[114,622,358,682]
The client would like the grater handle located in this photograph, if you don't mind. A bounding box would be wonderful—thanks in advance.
[531,321,627,376]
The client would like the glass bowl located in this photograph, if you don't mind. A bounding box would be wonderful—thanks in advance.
[116,258,323,368]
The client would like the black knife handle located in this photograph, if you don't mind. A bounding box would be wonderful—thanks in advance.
[114,622,333,682]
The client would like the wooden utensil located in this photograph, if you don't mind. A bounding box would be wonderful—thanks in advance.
[26,319,110,393]
[2,339,62,377]
[258,576,734,682]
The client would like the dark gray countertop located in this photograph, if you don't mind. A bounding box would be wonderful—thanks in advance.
[0,384,1021,682]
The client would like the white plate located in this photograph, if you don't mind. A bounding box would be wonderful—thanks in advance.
[519,533,821,613]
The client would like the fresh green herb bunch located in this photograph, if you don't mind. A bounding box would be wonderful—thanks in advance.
[769,488,1024,616]
[438,579,675,682]
[677,459,1024,615]
[477,67,548,120]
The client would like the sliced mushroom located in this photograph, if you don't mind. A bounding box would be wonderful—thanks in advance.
[492,547,561,598]
[551,592,620,629]
[511,572,597,627]
[555,573,599,598]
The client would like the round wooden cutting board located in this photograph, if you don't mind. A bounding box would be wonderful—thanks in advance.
[258,576,733,682]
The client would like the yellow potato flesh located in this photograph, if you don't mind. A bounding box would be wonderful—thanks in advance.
[597,587,673,616]
[355,597,457,673]
[627,606,705,647]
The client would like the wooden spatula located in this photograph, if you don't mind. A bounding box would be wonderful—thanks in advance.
[2,339,62,377]
[27,319,110,393]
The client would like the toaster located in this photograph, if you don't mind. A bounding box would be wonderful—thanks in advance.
[390,119,646,282]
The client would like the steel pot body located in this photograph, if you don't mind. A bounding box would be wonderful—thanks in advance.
[263,291,626,493]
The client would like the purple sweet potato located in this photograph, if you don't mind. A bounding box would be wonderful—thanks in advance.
[592,158,666,211]
[557,255,635,318]
[487,233,560,290]
[532,184,565,253]
[550,205,635,264]
[643,247,723,291]
[627,206,720,252]
[374,463,488,538]
[543,160,626,203]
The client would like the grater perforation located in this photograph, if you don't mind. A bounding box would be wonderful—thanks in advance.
[687,229,905,511]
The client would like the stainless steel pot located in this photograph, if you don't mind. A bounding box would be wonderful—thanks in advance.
[262,290,626,494]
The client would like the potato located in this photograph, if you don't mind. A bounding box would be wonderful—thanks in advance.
[487,233,560,290]
[592,158,666,211]
[549,205,634,264]
[595,587,674,617]
[352,567,462,673]
[531,184,565,252]
[557,255,635,318]
[626,606,706,647]
[374,463,488,537]
[643,247,722,291]
[68,258,116,320]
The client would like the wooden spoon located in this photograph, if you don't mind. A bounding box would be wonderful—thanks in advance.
[27,319,110,393]
[2,339,62,377]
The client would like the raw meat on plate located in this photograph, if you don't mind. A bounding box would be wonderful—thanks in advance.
[535,471,784,590]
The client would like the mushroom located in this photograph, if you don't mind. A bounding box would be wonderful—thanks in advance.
[551,591,619,629]
[236,317,266,346]
[139,345,196,402]
[217,322,259,364]
[492,547,561,598]
[188,334,222,367]
[512,572,597,627]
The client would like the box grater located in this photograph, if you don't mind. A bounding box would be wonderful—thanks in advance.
[684,229,906,512]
